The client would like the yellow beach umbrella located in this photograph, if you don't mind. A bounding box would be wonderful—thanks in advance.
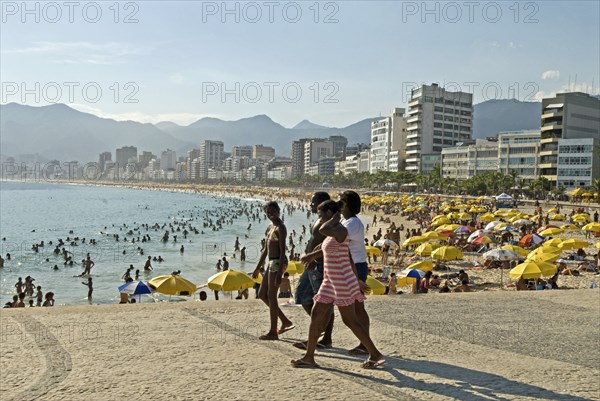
[558,239,589,250]
[543,238,564,247]
[559,224,579,231]
[572,214,591,223]
[431,246,464,261]
[422,231,449,241]
[509,261,557,279]
[479,213,496,222]
[596,242,600,249]
[582,222,600,232]
[530,246,561,256]
[527,252,561,263]
[547,208,558,214]
[207,270,255,291]
[366,246,382,256]
[364,275,386,295]
[407,260,433,271]
[148,274,197,296]
[286,261,305,275]
[403,236,428,247]
[436,224,461,232]
[549,214,566,221]
[457,212,472,220]
[415,242,441,257]
[501,244,529,257]
[539,227,564,236]
[431,217,451,227]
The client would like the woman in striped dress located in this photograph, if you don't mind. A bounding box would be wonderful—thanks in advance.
[291,200,385,369]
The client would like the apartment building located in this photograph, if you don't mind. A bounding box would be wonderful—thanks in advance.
[405,83,473,172]
[539,92,600,185]
[441,140,498,180]
[556,137,599,188]
[370,108,407,173]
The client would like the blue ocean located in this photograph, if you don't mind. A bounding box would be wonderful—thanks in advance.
[0,181,315,305]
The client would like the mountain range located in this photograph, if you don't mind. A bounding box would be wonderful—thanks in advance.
[1,99,545,162]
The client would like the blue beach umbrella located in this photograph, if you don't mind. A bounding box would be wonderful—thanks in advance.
[118,280,153,302]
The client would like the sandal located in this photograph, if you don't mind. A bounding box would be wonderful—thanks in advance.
[291,359,319,369]
[362,358,386,369]
[277,324,295,335]
[292,341,307,350]
[259,332,278,341]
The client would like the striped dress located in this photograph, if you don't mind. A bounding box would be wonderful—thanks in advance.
[314,236,366,307]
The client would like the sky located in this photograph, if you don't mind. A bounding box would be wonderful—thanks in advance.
[1,1,599,128]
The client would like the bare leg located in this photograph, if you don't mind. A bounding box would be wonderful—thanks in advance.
[294,302,332,365]
[338,302,383,362]
[351,301,370,351]
[268,271,292,332]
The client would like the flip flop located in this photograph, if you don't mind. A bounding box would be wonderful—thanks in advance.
[362,358,386,369]
[348,346,369,355]
[317,341,332,349]
[292,341,307,350]
[259,332,278,341]
[291,359,319,369]
[277,324,295,335]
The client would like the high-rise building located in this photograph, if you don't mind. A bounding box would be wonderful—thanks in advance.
[304,140,333,175]
[405,83,473,172]
[370,108,407,173]
[160,149,177,171]
[98,151,111,172]
[138,151,155,170]
[539,92,600,186]
[231,146,253,158]
[186,149,201,180]
[199,140,224,179]
[252,145,275,161]
[556,137,599,189]
[441,139,498,180]
[291,138,312,177]
[115,146,137,170]
[328,135,348,159]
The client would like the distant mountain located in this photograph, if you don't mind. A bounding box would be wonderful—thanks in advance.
[1,99,548,162]
[472,99,541,138]
[292,120,329,130]
[0,103,193,162]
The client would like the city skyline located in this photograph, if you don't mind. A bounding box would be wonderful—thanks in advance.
[1,1,599,127]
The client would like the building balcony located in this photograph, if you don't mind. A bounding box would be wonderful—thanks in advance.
[406,124,420,131]
[407,107,421,115]
[540,123,563,132]
[408,99,421,108]
[541,110,563,119]
[539,162,557,169]
[405,150,420,157]
[539,149,557,158]
[540,134,560,143]
[406,132,420,140]
[406,141,421,149]
[406,115,420,124]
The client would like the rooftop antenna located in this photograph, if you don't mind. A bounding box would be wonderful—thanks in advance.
[574,74,578,91]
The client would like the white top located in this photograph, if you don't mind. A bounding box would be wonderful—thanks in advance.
[341,216,367,264]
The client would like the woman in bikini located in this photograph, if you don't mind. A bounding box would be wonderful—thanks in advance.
[252,201,294,340]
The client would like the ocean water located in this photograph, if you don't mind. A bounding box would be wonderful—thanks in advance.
[0,181,316,306]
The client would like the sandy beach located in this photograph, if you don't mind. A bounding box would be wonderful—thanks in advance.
[1,289,598,401]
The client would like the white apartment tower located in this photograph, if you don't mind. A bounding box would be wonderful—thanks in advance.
[199,140,224,179]
[370,108,407,173]
[405,83,473,172]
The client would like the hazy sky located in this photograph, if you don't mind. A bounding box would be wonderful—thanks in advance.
[1,1,599,127]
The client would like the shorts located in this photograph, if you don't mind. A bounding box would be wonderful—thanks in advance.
[267,259,286,274]
[278,291,291,298]
[355,262,368,282]
[295,261,323,306]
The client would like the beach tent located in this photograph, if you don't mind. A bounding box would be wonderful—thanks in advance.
[495,193,514,209]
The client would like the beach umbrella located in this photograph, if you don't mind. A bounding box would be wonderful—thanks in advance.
[436,224,462,232]
[431,246,463,261]
[457,212,472,220]
[467,229,489,243]
[365,246,382,256]
[539,227,564,237]
[118,280,153,302]
[403,236,427,247]
[537,225,559,232]
[373,239,399,248]
[415,242,441,257]
[559,224,579,231]
[572,213,591,223]
[495,225,519,233]
[509,262,557,279]
[285,261,305,275]
[482,249,519,261]
[422,231,449,241]
[479,213,496,222]
[596,242,600,249]
[148,274,197,296]
[530,246,561,256]
[471,235,496,245]
[454,225,473,234]
[582,222,600,232]
[406,260,433,272]
[485,221,503,231]
[543,238,564,247]
[549,214,566,221]
[397,268,425,287]
[519,233,545,247]
[527,252,561,264]
[547,208,558,214]
[512,219,534,226]
[557,239,589,251]
[431,217,451,227]
[364,275,386,295]
[501,244,529,257]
